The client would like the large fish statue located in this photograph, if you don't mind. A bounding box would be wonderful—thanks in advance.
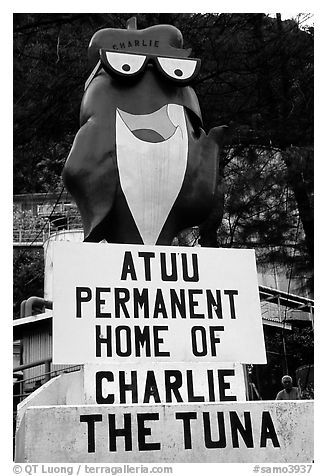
[62,18,225,245]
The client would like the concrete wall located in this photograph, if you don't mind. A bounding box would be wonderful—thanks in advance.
[15,370,313,463]
[15,400,313,463]
[16,370,84,432]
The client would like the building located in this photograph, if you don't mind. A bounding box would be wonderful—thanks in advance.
[14,191,82,247]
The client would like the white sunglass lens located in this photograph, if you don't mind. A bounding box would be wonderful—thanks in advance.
[157,57,197,80]
[105,52,146,74]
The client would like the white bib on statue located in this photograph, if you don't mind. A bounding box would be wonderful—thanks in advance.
[116,104,188,244]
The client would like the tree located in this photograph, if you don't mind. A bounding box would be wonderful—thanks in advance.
[13,208,46,318]
[13,249,44,319]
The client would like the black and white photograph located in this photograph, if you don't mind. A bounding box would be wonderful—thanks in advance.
[10,6,316,474]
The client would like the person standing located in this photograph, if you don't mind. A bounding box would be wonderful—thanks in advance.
[276,375,300,400]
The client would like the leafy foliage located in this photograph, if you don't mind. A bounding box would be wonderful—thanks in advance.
[13,249,44,319]
[254,325,314,399]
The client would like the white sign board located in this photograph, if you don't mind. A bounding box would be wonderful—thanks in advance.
[53,243,266,364]
[83,362,247,404]
[17,401,314,463]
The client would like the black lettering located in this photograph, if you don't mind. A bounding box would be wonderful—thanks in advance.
[181,253,199,282]
[153,326,170,356]
[224,290,238,319]
[189,290,205,318]
[121,251,137,280]
[143,371,161,403]
[154,40,159,47]
[170,289,186,318]
[175,412,197,449]
[206,290,223,319]
[119,370,138,403]
[153,289,168,319]
[113,44,118,50]
[119,42,126,49]
[95,325,112,357]
[96,371,114,404]
[260,412,280,447]
[165,370,183,403]
[186,370,205,402]
[96,287,111,318]
[137,413,161,450]
[134,326,151,357]
[80,414,102,453]
[116,326,131,357]
[108,414,132,451]
[138,252,155,281]
[128,41,133,47]
[142,39,147,46]
[203,412,226,448]
[218,369,237,401]
[160,253,178,281]
[207,370,216,401]
[191,326,207,356]
[133,288,149,318]
[76,287,92,318]
[209,326,224,357]
[114,288,130,318]
[230,411,254,448]
[134,40,140,47]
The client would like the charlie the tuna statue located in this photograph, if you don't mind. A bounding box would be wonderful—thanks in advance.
[63,18,225,245]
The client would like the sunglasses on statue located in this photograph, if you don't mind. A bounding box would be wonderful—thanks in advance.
[97,49,201,85]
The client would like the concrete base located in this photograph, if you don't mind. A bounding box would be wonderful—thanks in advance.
[15,370,313,463]
[16,400,313,463]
